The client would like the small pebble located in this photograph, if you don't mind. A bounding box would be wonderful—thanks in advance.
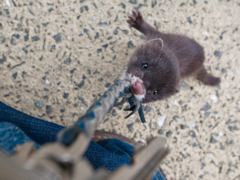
[83,28,89,35]
[48,8,54,12]
[205,112,211,117]
[45,79,50,85]
[166,130,172,138]
[24,34,29,41]
[112,109,117,116]
[180,2,186,6]
[92,2,97,8]
[144,105,152,112]
[190,130,197,138]
[50,45,56,52]
[42,22,49,27]
[80,7,84,13]
[173,100,179,106]
[102,44,108,49]
[98,78,103,82]
[220,145,225,150]
[210,136,217,143]
[221,68,227,73]
[138,3,147,9]
[121,3,126,8]
[76,79,85,88]
[228,126,238,132]
[173,137,177,143]
[35,101,44,108]
[78,96,88,107]
[105,82,111,88]
[84,5,89,11]
[214,50,222,57]
[187,17,193,24]
[129,0,137,4]
[5,0,10,7]
[98,21,108,26]
[107,36,112,40]
[64,57,71,65]
[53,33,62,43]
[12,72,18,79]
[228,139,234,145]
[17,23,22,31]
[46,105,53,115]
[0,34,6,43]
[127,123,134,132]
[127,40,134,48]
[219,31,226,40]
[180,152,187,159]
[158,129,164,135]
[114,14,119,22]
[12,34,20,39]
[180,124,186,129]
[210,94,218,103]
[152,0,157,7]
[32,36,40,41]
[200,102,211,111]
[158,114,166,127]
[73,103,78,107]
[70,68,76,74]
[11,34,20,45]
[22,47,28,54]
[189,123,195,129]
[180,81,190,90]
[94,32,99,39]
[63,93,69,99]
[4,9,9,15]
[113,28,118,35]
[192,142,198,147]
[218,131,223,136]
[122,29,129,34]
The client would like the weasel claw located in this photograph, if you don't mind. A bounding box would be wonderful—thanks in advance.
[127,9,143,28]
[125,100,141,118]
[114,98,127,107]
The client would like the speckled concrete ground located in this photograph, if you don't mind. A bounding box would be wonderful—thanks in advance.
[0,0,240,179]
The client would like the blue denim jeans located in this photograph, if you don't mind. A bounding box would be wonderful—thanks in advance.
[0,101,165,179]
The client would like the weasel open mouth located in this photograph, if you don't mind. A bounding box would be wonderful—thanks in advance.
[132,79,144,95]
[126,74,146,101]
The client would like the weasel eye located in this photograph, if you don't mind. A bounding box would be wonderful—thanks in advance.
[153,90,158,95]
[142,63,148,69]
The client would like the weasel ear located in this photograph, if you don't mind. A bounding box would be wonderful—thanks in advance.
[148,38,164,50]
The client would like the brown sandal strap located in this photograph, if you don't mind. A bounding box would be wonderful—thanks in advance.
[93,130,139,146]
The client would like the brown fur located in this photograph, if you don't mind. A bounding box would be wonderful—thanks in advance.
[127,10,220,103]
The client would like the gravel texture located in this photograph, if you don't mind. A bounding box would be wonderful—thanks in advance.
[0,0,240,179]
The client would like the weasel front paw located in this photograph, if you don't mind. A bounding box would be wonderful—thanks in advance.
[127,9,143,28]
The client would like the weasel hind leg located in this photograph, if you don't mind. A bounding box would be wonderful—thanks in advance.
[196,66,220,86]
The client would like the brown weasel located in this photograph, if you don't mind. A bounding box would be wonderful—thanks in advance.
[126,9,220,103]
